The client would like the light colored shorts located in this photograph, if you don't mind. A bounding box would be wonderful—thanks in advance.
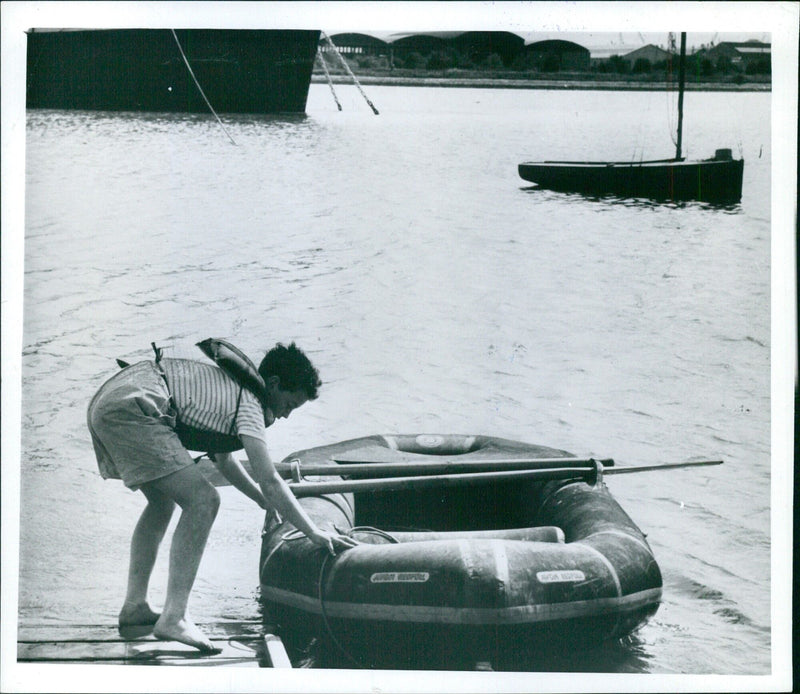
[87,360,194,490]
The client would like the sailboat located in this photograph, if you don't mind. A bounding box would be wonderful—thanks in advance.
[518,33,744,204]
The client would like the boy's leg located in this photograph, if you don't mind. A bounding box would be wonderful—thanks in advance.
[119,485,176,626]
[148,464,221,652]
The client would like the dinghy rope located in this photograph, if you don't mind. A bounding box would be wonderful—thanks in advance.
[320,32,380,115]
[317,527,400,667]
[170,29,237,145]
[261,522,398,667]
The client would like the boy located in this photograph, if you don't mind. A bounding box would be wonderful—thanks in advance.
[87,340,357,652]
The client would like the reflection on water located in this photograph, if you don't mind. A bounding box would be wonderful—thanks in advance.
[280,619,658,672]
[520,185,746,213]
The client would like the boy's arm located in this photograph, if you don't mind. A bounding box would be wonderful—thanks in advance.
[211,452,268,509]
[240,434,358,554]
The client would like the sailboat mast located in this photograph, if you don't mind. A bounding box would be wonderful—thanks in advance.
[676,31,686,160]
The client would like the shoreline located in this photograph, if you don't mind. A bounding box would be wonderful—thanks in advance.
[313,74,771,93]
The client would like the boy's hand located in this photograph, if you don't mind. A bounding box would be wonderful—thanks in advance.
[310,530,360,555]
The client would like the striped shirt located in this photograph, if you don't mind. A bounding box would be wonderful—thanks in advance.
[160,358,266,441]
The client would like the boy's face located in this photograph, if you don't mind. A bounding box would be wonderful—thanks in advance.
[265,378,309,421]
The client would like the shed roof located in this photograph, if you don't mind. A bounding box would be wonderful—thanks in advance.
[327,32,390,46]
[623,44,672,59]
[323,31,769,56]
[525,39,590,53]
[736,46,770,54]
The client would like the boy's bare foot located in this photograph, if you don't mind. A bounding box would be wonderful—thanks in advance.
[153,616,222,653]
[118,602,160,626]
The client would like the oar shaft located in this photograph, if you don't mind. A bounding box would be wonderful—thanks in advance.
[287,466,594,498]
[277,457,614,478]
[332,456,613,467]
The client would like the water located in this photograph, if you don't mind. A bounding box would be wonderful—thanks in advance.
[18,84,773,677]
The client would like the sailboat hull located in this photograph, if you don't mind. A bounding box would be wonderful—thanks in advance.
[518,156,744,204]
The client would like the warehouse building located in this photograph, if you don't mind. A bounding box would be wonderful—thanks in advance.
[521,39,591,71]
[701,41,770,69]
[620,44,672,68]
[325,32,389,57]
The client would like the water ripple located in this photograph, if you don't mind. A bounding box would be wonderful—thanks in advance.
[17,90,774,674]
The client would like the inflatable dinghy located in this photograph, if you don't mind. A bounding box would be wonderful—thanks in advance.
[259,434,662,667]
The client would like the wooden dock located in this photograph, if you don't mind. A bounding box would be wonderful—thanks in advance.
[17,621,292,667]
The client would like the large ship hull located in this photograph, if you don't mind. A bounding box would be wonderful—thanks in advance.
[26,29,320,114]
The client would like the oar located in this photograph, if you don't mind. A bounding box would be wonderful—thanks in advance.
[200,456,612,487]
[603,460,723,475]
[275,456,616,479]
[286,459,722,498]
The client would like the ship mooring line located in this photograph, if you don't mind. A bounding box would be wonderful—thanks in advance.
[316,48,343,111]
[321,32,380,115]
[170,29,237,145]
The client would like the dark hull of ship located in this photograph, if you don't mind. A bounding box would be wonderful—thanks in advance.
[26,29,320,114]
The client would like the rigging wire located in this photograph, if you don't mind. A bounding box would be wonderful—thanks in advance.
[666,32,678,151]
[170,29,237,146]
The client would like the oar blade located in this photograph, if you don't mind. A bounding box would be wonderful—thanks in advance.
[605,460,723,475]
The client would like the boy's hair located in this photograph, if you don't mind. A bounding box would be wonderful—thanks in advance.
[258,342,322,400]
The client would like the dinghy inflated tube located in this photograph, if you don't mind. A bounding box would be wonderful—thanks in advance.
[259,434,662,667]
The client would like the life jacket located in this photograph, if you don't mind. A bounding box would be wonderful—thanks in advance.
[195,337,270,414]
[122,339,273,455]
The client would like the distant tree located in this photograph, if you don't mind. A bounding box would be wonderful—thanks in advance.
[652,59,672,79]
[715,55,735,73]
[404,52,425,70]
[484,53,504,71]
[511,52,538,71]
[456,52,474,69]
[607,54,629,74]
[699,58,714,77]
[356,55,382,69]
[426,50,455,71]
[632,58,652,73]
[746,57,770,75]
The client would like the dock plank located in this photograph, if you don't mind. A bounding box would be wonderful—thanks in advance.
[18,621,265,642]
[17,622,276,667]
[18,639,260,666]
